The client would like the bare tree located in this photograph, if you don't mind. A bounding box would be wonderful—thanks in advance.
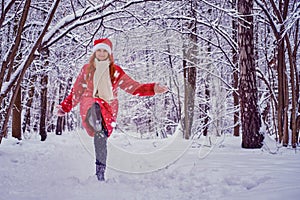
[232,0,240,137]
[255,0,300,147]
[182,0,198,139]
[0,0,61,143]
[39,48,49,141]
[238,0,264,148]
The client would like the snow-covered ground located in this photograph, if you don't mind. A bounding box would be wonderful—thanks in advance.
[0,129,300,200]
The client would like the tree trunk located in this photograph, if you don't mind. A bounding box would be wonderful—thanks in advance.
[12,9,22,140]
[40,74,48,141]
[238,0,264,148]
[183,59,197,139]
[22,74,37,134]
[47,101,56,132]
[56,76,72,135]
[56,79,65,135]
[277,40,289,146]
[232,0,239,137]
[203,83,209,136]
[39,49,49,141]
[285,29,299,148]
[183,0,197,139]
[12,88,22,140]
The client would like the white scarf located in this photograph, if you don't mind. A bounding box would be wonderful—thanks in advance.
[93,59,114,103]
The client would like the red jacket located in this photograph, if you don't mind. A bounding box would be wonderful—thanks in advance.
[60,64,155,137]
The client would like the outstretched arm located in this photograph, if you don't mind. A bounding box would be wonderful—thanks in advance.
[115,66,168,96]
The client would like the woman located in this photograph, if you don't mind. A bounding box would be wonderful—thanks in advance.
[57,38,168,181]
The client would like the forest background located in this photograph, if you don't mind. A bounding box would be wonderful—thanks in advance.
[0,0,299,149]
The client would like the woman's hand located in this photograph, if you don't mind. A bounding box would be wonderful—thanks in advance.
[56,105,66,117]
[154,83,169,94]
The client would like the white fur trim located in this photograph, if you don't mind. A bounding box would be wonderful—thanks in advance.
[93,43,112,54]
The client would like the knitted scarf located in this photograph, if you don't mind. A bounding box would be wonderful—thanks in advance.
[93,59,114,103]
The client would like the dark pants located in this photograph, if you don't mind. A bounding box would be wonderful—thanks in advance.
[86,103,108,166]
[94,131,107,166]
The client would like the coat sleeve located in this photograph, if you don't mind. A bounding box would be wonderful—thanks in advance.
[114,65,155,96]
[60,65,88,112]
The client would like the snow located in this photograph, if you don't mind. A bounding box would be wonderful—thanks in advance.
[1,129,300,200]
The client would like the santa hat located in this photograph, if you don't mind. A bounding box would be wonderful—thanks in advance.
[93,38,112,55]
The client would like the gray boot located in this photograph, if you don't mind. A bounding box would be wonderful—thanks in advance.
[95,161,106,181]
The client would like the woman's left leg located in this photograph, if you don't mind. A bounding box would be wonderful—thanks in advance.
[94,130,108,181]
[86,103,108,181]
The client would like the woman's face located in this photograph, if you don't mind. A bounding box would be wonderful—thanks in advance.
[95,49,109,61]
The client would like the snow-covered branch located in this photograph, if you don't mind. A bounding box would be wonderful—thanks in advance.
[42,0,161,49]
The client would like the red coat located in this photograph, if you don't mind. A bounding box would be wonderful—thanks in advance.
[60,64,155,137]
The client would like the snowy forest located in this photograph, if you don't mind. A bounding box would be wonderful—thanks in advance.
[1,0,300,199]
[0,0,300,148]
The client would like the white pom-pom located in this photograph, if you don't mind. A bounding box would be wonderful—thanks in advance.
[111,122,117,127]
